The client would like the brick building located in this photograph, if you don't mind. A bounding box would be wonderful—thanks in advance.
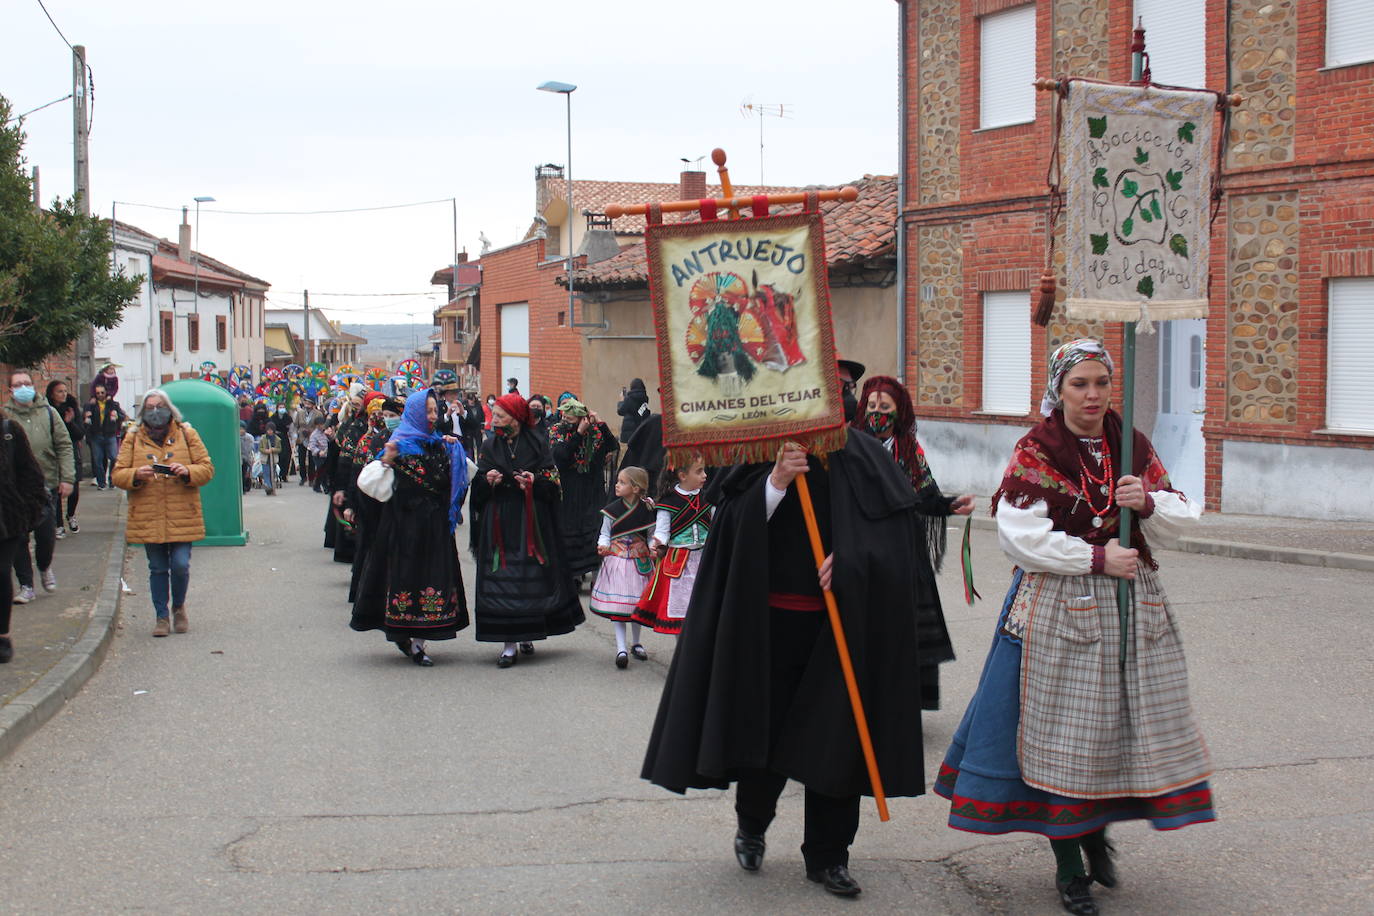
[900,0,1374,519]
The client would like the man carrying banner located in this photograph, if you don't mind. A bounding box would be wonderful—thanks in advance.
[640,429,931,897]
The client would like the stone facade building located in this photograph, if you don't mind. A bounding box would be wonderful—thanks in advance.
[900,0,1374,519]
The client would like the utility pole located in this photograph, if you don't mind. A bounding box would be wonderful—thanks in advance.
[73,45,94,390]
[31,166,40,211]
[303,289,311,366]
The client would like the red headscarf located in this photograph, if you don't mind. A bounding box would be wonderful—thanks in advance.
[494,393,530,428]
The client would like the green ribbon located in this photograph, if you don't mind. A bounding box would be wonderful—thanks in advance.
[961,515,981,605]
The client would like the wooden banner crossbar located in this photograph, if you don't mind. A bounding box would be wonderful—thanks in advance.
[605,186,857,220]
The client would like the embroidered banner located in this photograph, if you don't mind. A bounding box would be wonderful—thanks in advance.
[646,211,846,467]
[1063,83,1215,323]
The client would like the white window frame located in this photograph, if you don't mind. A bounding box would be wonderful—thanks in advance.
[981,290,1032,415]
[979,4,1037,130]
[1327,0,1374,69]
[1326,278,1374,432]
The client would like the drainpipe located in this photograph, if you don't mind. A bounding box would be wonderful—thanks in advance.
[895,0,909,383]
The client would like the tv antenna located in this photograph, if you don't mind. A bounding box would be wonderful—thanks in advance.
[740,99,792,186]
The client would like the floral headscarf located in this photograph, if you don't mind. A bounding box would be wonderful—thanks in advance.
[1041,338,1115,417]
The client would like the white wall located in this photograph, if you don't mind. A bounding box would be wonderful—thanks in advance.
[99,239,158,412]
[917,418,1029,497]
[1222,439,1374,520]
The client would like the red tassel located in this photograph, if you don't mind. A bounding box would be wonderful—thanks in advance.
[1033,270,1057,327]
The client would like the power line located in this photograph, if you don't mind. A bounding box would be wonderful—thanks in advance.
[113,197,455,217]
[4,93,72,123]
[34,0,73,49]
[276,290,439,298]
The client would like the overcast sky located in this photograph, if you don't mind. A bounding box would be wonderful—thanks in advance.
[5,0,898,324]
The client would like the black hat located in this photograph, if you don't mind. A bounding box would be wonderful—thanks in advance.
[837,354,866,382]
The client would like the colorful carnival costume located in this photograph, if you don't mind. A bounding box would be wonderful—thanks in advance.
[549,399,619,579]
[632,486,712,636]
[589,496,656,621]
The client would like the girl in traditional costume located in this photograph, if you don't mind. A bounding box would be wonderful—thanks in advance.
[632,455,711,636]
[470,394,585,668]
[934,339,1214,916]
[351,389,469,666]
[549,397,619,583]
[589,466,655,668]
[852,375,973,709]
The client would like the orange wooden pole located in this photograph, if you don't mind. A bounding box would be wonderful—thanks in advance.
[605,186,857,220]
[794,472,890,822]
[712,147,740,219]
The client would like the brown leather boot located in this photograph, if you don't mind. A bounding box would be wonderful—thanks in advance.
[172,606,189,634]
[153,617,170,637]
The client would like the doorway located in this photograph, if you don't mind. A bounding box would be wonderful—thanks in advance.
[1152,318,1206,501]
[499,303,530,397]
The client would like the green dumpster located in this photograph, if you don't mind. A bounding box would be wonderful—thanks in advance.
[161,379,247,546]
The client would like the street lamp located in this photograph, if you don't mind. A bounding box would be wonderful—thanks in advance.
[192,195,215,316]
[537,81,579,326]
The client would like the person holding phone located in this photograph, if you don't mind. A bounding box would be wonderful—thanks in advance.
[112,389,215,638]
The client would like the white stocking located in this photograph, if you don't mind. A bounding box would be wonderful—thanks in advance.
[614,621,628,654]
[631,622,643,646]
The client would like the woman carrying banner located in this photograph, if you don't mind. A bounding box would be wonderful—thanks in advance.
[641,431,931,898]
[351,389,469,666]
[469,394,584,668]
[549,397,618,583]
[934,339,1214,916]
[852,375,972,709]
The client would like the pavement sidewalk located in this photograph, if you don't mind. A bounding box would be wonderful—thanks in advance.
[0,486,126,760]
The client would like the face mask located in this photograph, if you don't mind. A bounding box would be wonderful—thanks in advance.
[487,399,496,407]
[865,410,895,437]
[277,407,286,414]
[12,385,36,404]
[842,391,858,423]
[530,407,544,419]
[384,416,401,432]
[144,406,172,427]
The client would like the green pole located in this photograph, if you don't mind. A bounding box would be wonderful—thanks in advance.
[1118,22,1146,668]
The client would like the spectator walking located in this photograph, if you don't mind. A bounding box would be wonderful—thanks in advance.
[292,399,322,487]
[308,419,330,491]
[271,404,292,482]
[112,388,215,637]
[0,403,53,663]
[259,422,283,496]
[84,382,126,490]
[46,380,84,537]
[6,370,74,606]
[239,421,255,494]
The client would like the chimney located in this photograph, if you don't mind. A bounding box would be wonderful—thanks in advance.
[456,251,468,263]
[178,207,191,261]
[680,170,707,200]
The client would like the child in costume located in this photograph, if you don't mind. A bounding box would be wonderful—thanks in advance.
[590,466,656,668]
[633,455,712,636]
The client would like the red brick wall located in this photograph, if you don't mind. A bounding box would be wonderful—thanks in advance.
[475,238,587,402]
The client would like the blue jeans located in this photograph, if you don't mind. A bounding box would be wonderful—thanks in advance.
[144,543,192,620]
[90,435,118,487]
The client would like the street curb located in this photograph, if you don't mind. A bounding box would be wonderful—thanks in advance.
[965,514,1374,572]
[0,497,126,762]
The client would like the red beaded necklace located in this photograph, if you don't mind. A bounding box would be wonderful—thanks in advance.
[1077,437,1115,528]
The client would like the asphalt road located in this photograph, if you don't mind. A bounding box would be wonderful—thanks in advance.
[0,483,1370,914]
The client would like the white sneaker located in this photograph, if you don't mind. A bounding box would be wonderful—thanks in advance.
[14,586,35,604]
[41,569,57,592]
[55,526,66,539]
[66,516,79,533]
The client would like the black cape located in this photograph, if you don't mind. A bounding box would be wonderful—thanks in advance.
[469,427,585,642]
[551,420,619,577]
[641,431,931,799]
[621,414,664,489]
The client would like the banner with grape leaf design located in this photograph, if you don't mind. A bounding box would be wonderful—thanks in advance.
[1064,83,1214,322]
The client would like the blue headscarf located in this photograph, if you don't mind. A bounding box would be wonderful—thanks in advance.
[387,389,470,531]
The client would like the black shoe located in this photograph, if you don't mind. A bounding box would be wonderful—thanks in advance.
[395,637,413,658]
[1083,837,1117,888]
[518,641,535,655]
[806,864,861,897]
[1056,875,1099,915]
[733,829,766,872]
[615,651,629,669]
[631,643,648,661]
[0,637,12,664]
[412,647,433,667]
[497,652,517,668]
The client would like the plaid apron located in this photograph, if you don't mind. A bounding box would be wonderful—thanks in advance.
[1015,565,1211,799]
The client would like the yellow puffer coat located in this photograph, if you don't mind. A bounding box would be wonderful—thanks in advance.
[112,422,216,544]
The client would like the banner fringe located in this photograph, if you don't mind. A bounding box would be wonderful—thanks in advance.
[666,426,848,470]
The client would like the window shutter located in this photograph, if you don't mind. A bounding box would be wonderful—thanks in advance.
[982,291,1032,413]
[980,5,1036,129]
[216,316,227,351]
[1328,0,1374,68]
[160,311,174,353]
[1327,278,1374,431]
[188,314,200,352]
[1134,0,1206,87]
